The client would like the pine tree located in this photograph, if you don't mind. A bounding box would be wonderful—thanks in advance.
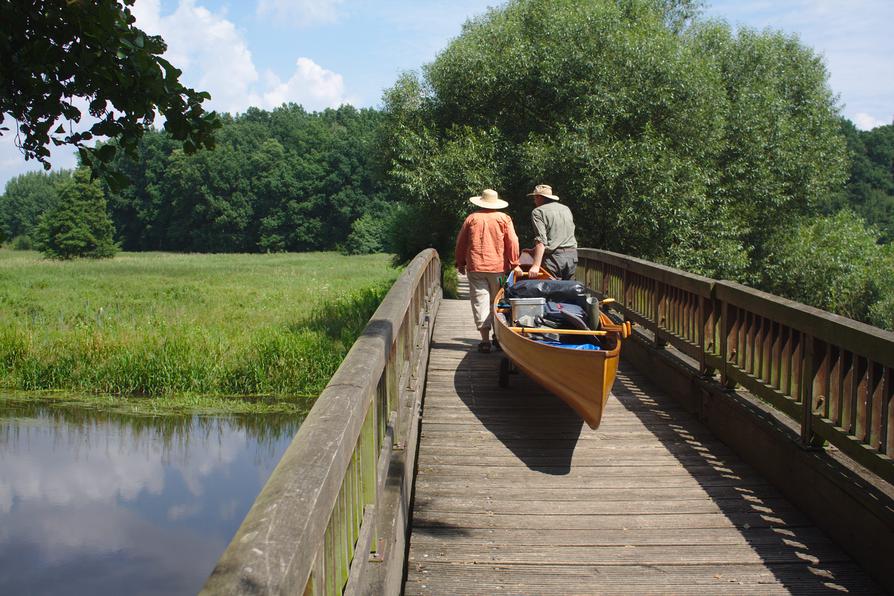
[35,169,118,259]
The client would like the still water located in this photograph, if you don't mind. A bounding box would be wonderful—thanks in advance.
[0,400,301,595]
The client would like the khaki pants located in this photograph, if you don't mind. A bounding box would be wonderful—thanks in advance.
[544,249,578,280]
[467,271,503,332]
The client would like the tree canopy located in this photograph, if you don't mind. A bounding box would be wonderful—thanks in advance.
[761,211,892,324]
[103,104,392,253]
[0,0,218,180]
[830,121,894,242]
[0,169,70,242]
[381,0,847,282]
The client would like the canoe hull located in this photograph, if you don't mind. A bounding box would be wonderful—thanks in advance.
[494,287,622,429]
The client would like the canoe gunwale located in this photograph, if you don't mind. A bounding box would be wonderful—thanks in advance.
[493,279,623,429]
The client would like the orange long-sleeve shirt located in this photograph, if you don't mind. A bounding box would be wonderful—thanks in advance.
[455,210,520,273]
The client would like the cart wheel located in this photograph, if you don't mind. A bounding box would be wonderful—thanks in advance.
[499,357,511,388]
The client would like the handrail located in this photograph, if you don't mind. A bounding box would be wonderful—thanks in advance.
[202,249,442,595]
[578,249,894,485]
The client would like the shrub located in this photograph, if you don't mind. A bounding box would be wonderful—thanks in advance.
[10,235,33,250]
[761,211,888,323]
[343,204,400,255]
[386,203,457,265]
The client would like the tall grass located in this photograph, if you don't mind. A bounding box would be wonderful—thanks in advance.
[0,250,399,404]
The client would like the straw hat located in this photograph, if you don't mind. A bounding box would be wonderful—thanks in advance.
[469,188,508,209]
[527,184,560,201]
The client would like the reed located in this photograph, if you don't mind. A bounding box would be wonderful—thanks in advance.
[0,250,399,408]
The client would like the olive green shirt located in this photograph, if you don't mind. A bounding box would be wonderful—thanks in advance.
[532,200,577,253]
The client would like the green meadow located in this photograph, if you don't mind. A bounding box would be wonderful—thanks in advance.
[0,250,399,413]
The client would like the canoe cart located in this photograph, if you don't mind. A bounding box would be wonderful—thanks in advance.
[493,271,631,429]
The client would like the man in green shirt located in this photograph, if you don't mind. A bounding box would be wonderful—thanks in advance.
[518,184,578,279]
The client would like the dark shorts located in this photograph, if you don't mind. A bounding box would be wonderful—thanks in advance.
[544,249,577,280]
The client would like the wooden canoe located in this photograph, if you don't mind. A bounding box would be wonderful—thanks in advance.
[493,273,628,429]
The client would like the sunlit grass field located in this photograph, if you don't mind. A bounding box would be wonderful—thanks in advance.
[0,250,399,412]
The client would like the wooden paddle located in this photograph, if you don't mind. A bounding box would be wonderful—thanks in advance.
[508,327,608,336]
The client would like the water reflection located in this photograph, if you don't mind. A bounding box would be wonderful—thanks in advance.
[0,400,301,595]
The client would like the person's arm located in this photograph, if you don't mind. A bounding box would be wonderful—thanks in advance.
[504,216,520,271]
[529,242,546,277]
[455,216,470,275]
[529,208,548,277]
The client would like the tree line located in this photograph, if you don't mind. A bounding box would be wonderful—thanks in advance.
[1,0,892,330]
[1,104,399,256]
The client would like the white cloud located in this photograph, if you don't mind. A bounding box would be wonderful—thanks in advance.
[132,0,260,114]
[256,0,344,28]
[250,57,352,112]
[0,421,246,512]
[131,0,352,113]
[853,112,890,131]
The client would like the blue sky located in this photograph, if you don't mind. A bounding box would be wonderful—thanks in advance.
[2,0,892,188]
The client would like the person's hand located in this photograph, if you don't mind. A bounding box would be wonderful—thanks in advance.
[528,264,540,277]
[512,266,524,278]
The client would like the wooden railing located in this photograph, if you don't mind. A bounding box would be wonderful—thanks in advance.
[579,249,894,485]
[202,249,441,596]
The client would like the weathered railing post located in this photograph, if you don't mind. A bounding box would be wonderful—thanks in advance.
[577,248,894,486]
[201,249,441,596]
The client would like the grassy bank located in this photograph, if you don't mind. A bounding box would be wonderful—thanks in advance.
[0,251,399,410]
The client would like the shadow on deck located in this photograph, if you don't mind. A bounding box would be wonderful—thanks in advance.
[404,296,884,595]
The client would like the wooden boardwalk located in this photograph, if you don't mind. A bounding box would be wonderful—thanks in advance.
[403,295,883,595]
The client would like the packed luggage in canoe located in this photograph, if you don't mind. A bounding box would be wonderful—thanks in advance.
[493,270,631,429]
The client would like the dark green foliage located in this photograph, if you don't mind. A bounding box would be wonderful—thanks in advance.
[693,25,848,273]
[830,120,894,242]
[104,104,390,252]
[0,170,71,241]
[868,244,894,331]
[0,0,218,182]
[381,0,847,283]
[386,203,458,265]
[761,211,892,328]
[34,169,118,259]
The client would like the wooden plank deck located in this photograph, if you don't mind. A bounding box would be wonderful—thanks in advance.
[403,295,883,595]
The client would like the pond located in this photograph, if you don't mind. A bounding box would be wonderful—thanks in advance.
[0,400,301,595]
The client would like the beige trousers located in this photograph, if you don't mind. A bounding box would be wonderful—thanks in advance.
[467,271,503,332]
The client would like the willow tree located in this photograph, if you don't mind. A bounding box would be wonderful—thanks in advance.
[382,0,847,280]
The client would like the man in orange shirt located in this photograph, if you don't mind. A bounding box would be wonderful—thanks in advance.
[455,189,520,353]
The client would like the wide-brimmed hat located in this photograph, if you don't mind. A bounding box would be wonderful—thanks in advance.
[527,184,560,201]
[469,188,508,209]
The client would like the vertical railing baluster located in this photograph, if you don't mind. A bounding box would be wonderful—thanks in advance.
[882,368,892,456]
[830,347,842,427]
[869,363,883,451]
[843,351,855,435]
[856,357,869,442]
[697,293,706,374]
[801,334,817,446]
[721,300,733,389]
[653,280,664,348]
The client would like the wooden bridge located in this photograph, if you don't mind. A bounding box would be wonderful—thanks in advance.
[204,249,894,595]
